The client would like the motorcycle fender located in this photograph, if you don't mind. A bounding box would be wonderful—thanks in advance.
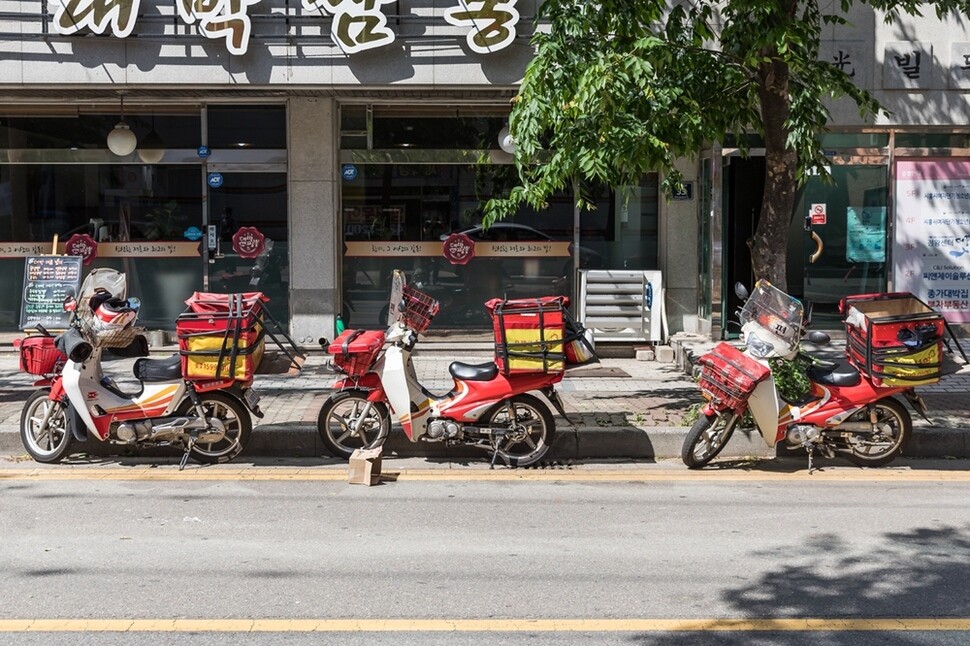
[747,376,781,447]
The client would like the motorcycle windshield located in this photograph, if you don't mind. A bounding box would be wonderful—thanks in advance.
[388,269,407,327]
[740,281,803,354]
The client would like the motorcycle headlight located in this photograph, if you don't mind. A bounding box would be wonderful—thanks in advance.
[745,331,774,359]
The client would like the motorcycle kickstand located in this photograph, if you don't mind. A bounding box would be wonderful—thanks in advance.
[179,437,196,471]
[806,446,815,475]
[489,432,509,470]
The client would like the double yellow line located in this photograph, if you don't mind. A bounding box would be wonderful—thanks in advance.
[2,618,970,632]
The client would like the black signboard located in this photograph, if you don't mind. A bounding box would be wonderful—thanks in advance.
[20,255,82,330]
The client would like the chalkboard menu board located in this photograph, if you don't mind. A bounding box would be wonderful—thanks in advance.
[20,255,82,330]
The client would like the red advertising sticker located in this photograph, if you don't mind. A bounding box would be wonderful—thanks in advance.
[441,233,476,265]
[232,227,266,259]
[64,233,98,265]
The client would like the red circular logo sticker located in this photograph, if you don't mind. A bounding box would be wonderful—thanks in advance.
[64,233,98,266]
[442,233,476,266]
[232,227,266,259]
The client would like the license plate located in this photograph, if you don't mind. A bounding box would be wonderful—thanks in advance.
[243,388,261,408]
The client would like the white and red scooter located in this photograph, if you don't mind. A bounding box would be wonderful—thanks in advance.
[18,269,261,469]
[682,280,950,471]
[318,270,584,467]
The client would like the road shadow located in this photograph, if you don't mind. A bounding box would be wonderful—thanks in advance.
[627,524,970,645]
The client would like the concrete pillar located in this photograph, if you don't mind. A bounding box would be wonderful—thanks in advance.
[287,97,339,345]
[660,158,700,334]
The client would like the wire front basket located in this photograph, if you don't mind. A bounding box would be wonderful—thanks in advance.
[400,285,440,333]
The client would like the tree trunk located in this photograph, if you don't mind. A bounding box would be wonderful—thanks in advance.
[750,58,798,290]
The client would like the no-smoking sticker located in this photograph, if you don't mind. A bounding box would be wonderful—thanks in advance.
[810,203,827,225]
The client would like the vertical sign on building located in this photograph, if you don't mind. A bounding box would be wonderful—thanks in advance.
[894,160,970,322]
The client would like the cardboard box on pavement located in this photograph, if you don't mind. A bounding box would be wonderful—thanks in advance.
[348,447,382,485]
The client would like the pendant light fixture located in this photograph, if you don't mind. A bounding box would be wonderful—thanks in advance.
[498,125,516,154]
[138,114,166,164]
[106,94,137,157]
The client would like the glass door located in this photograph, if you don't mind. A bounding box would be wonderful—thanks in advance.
[791,164,889,326]
[206,171,289,326]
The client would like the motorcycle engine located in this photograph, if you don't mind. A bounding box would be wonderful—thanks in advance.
[785,425,820,446]
[115,420,152,443]
[426,419,461,440]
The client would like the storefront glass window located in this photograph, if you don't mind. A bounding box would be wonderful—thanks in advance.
[340,162,657,330]
[207,106,286,149]
[0,114,200,150]
[207,172,289,327]
[0,164,204,328]
[895,132,970,148]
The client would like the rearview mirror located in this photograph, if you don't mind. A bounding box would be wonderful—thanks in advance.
[734,282,749,301]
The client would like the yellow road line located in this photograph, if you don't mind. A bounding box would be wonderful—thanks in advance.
[2,618,970,632]
[1,467,970,482]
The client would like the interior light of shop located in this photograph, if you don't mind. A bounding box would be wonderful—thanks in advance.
[498,126,515,154]
[137,116,166,163]
[106,94,137,156]
[235,142,252,148]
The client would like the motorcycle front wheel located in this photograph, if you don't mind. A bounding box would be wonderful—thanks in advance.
[486,394,556,467]
[20,390,73,463]
[844,397,911,467]
[176,391,252,464]
[681,410,740,469]
[317,389,390,460]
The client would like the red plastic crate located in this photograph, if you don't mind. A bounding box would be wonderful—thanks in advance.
[697,343,769,412]
[18,335,66,376]
[177,292,267,381]
[842,292,944,386]
[485,296,567,374]
[328,329,386,377]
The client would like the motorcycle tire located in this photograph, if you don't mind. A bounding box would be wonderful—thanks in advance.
[176,391,252,464]
[20,390,73,464]
[681,410,740,469]
[844,397,911,467]
[317,389,390,460]
[485,393,556,467]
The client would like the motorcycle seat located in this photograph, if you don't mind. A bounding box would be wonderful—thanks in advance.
[449,361,498,382]
[807,360,861,387]
[133,354,183,382]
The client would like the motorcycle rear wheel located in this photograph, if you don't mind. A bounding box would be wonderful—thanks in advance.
[20,390,73,463]
[177,392,252,464]
[681,410,740,469]
[844,397,911,467]
[485,394,555,467]
[317,389,390,460]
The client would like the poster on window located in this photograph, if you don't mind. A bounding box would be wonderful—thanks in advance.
[846,206,886,263]
[894,160,970,322]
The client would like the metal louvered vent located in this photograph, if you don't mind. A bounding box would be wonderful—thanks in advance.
[578,270,664,343]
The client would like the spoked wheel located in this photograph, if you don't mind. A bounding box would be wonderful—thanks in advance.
[486,394,556,467]
[843,397,911,467]
[177,392,252,464]
[681,410,740,469]
[317,389,390,460]
[20,390,73,463]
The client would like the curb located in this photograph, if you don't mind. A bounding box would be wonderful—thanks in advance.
[3,424,967,461]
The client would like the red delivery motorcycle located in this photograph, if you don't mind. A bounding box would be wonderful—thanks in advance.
[317,269,593,467]
[682,281,952,471]
[18,269,299,469]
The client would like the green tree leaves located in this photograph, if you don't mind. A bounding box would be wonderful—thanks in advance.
[486,0,970,286]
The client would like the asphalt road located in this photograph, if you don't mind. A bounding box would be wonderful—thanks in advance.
[2,461,970,644]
